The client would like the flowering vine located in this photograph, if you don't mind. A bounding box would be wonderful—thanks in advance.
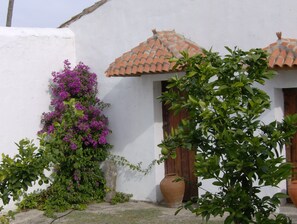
[37,60,112,212]
[0,61,113,217]
[39,60,110,150]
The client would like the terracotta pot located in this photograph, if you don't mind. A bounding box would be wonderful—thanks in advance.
[160,173,185,208]
[289,180,297,207]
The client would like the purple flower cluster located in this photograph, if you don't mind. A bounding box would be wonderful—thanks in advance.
[76,105,110,148]
[51,60,97,100]
[73,170,81,182]
[39,60,110,151]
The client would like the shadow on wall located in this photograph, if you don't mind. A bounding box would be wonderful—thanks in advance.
[99,74,172,183]
[101,76,163,155]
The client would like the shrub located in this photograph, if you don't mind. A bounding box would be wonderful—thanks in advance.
[36,61,112,212]
[159,48,297,224]
[110,192,133,205]
[0,61,113,218]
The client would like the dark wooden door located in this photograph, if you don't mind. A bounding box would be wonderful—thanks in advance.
[161,81,198,201]
[283,88,297,181]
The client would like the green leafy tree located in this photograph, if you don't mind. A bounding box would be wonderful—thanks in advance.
[159,48,297,224]
[0,139,49,205]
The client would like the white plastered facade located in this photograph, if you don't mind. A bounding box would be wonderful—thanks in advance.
[1,0,297,209]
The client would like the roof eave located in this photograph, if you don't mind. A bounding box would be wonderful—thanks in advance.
[59,0,108,28]
[106,69,183,77]
[270,65,297,70]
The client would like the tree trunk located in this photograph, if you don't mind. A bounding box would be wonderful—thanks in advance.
[6,0,15,27]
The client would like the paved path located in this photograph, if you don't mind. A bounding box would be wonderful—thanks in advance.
[10,201,221,224]
[280,204,297,224]
[9,201,297,224]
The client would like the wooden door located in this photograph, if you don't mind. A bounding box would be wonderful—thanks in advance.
[283,88,297,180]
[161,81,198,201]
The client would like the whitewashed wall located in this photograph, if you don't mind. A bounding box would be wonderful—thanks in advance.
[258,70,297,205]
[0,27,76,210]
[62,0,297,202]
[0,0,295,207]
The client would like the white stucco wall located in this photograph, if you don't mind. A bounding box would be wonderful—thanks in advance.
[64,0,297,202]
[0,27,76,210]
[254,70,297,204]
[0,0,296,208]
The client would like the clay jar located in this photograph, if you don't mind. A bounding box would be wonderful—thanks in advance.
[289,180,297,207]
[160,173,185,208]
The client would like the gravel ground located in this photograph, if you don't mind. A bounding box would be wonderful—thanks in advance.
[10,201,223,224]
[9,201,297,224]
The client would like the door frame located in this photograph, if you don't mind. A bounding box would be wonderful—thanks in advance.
[283,88,297,203]
[161,81,198,201]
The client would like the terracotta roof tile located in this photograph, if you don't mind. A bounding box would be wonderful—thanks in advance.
[144,64,150,73]
[105,29,203,77]
[150,64,156,72]
[125,66,132,75]
[131,66,138,75]
[138,67,144,74]
[156,63,163,72]
[264,32,297,68]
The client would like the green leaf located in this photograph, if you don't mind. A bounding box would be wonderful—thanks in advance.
[251,54,261,61]
[232,82,244,88]
[188,95,199,104]
[187,71,197,77]
[274,193,289,199]
[170,152,177,159]
[198,100,206,108]
[245,86,254,95]
[167,82,177,89]
[224,215,234,224]
[225,46,233,53]
[212,181,223,186]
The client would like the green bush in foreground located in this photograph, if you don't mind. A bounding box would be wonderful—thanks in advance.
[159,48,297,224]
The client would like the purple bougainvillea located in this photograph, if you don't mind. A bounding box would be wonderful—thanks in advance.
[39,60,111,152]
[22,60,115,210]
[37,60,110,208]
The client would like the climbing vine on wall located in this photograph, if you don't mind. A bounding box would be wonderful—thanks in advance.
[0,61,112,217]
[37,61,112,213]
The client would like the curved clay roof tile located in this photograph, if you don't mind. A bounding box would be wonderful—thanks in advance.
[105,30,203,77]
[265,32,297,68]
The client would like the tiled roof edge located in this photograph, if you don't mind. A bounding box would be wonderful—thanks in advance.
[59,0,109,28]
[154,30,176,57]
[264,32,297,69]
[154,29,202,58]
[105,29,203,77]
